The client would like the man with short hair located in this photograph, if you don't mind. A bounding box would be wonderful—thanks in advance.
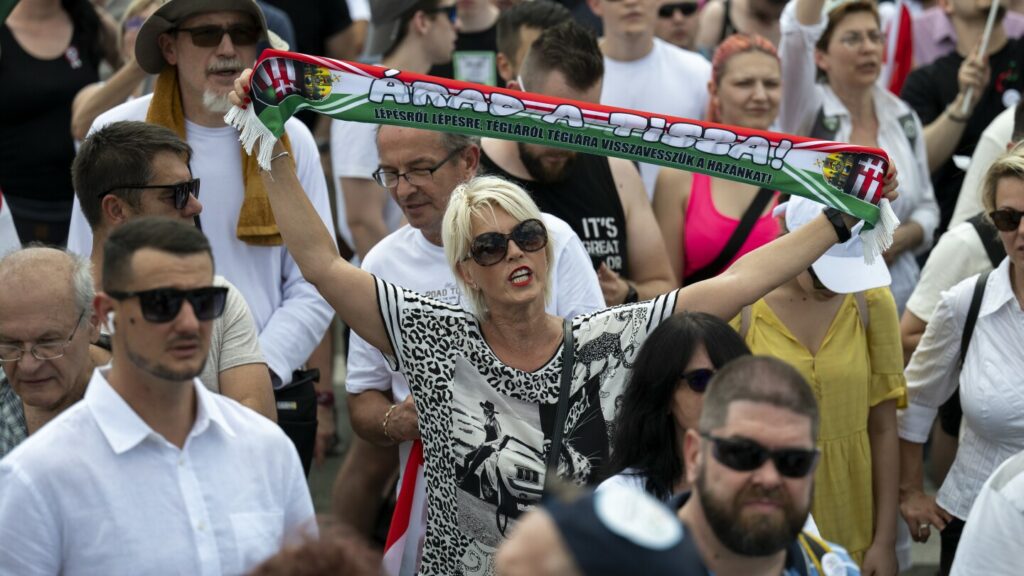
[495,0,572,86]
[0,248,100,459]
[65,0,336,473]
[71,120,275,421]
[655,0,701,53]
[495,356,860,575]
[331,0,459,260]
[588,0,711,195]
[0,218,314,575]
[481,22,675,306]
[332,125,603,539]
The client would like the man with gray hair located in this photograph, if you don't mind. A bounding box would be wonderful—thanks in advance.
[0,248,101,459]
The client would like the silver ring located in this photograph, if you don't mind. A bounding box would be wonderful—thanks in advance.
[919,523,929,530]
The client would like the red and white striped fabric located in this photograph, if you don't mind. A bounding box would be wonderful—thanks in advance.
[254,58,299,100]
[382,441,427,576]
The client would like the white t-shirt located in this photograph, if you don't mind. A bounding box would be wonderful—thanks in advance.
[347,213,605,471]
[951,105,1015,228]
[600,38,711,197]
[66,95,336,387]
[0,367,314,575]
[328,119,404,259]
[201,275,265,393]
[904,220,996,323]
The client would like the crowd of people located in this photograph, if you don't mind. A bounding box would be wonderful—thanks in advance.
[0,0,1022,575]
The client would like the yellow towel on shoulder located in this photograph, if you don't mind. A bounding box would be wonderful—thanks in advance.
[145,67,292,246]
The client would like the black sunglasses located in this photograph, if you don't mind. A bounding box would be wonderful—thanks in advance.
[98,178,200,211]
[681,368,715,393]
[108,286,229,323]
[467,218,548,266]
[658,2,699,17]
[425,4,458,24]
[701,433,819,478]
[175,24,261,47]
[990,208,1024,232]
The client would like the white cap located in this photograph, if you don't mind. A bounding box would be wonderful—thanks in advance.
[775,197,890,294]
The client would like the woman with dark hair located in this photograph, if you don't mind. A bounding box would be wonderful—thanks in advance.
[599,312,750,502]
[0,0,119,245]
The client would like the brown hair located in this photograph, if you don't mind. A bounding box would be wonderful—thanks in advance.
[815,0,880,53]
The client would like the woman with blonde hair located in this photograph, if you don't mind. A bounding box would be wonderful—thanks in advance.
[229,67,898,575]
[898,148,1024,576]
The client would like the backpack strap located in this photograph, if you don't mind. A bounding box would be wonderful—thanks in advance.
[797,532,833,575]
[959,271,990,369]
[967,213,1007,269]
[853,292,869,331]
[896,112,919,151]
[809,107,840,142]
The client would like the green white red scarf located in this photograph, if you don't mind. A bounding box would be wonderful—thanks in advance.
[227,50,899,261]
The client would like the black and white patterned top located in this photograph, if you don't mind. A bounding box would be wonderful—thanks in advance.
[375,277,678,575]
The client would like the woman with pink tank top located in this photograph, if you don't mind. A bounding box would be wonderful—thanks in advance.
[653,34,781,285]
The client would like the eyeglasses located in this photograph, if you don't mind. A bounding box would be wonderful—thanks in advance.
[98,178,201,211]
[658,2,699,18]
[681,368,714,393]
[467,218,548,266]
[990,208,1024,232]
[701,433,819,478]
[107,287,229,324]
[837,31,884,49]
[372,149,460,189]
[424,4,458,24]
[0,310,87,364]
[175,24,261,48]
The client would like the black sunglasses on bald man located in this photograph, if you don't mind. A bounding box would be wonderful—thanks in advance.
[701,433,820,478]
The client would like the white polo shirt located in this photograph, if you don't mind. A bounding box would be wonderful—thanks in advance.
[0,367,315,575]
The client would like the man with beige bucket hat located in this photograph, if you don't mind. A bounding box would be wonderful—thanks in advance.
[65,0,337,475]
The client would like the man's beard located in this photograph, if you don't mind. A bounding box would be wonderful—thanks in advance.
[517,142,577,183]
[696,463,809,556]
[203,90,234,114]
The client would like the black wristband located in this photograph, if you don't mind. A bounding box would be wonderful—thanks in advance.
[623,281,639,304]
[823,208,852,243]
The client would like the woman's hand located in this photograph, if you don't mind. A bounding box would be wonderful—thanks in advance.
[230,68,254,109]
[840,161,900,229]
[899,489,953,543]
[597,263,629,306]
[860,540,898,576]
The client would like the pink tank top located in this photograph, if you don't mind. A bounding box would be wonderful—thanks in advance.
[682,173,780,281]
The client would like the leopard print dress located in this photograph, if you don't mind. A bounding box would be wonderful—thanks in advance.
[375,277,678,575]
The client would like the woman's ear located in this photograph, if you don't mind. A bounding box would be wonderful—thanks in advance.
[456,260,477,290]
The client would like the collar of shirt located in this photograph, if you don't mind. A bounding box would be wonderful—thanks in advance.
[85,366,236,454]
[979,257,1020,317]
[915,7,957,48]
[819,82,909,126]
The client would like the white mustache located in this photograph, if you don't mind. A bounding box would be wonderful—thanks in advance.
[207,59,243,74]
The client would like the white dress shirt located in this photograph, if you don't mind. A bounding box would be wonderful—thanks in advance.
[950,449,1024,575]
[899,258,1024,520]
[0,367,315,575]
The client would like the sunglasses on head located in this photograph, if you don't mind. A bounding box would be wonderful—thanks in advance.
[107,286,229,323]
[467,218,548,266]
[658,2,699,18]
[425,4,458,24]
[681,368,714,393]
[175,24,261,48]
[990,208,1024,232]
[98,178,200,211]
[701,433,819,478]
